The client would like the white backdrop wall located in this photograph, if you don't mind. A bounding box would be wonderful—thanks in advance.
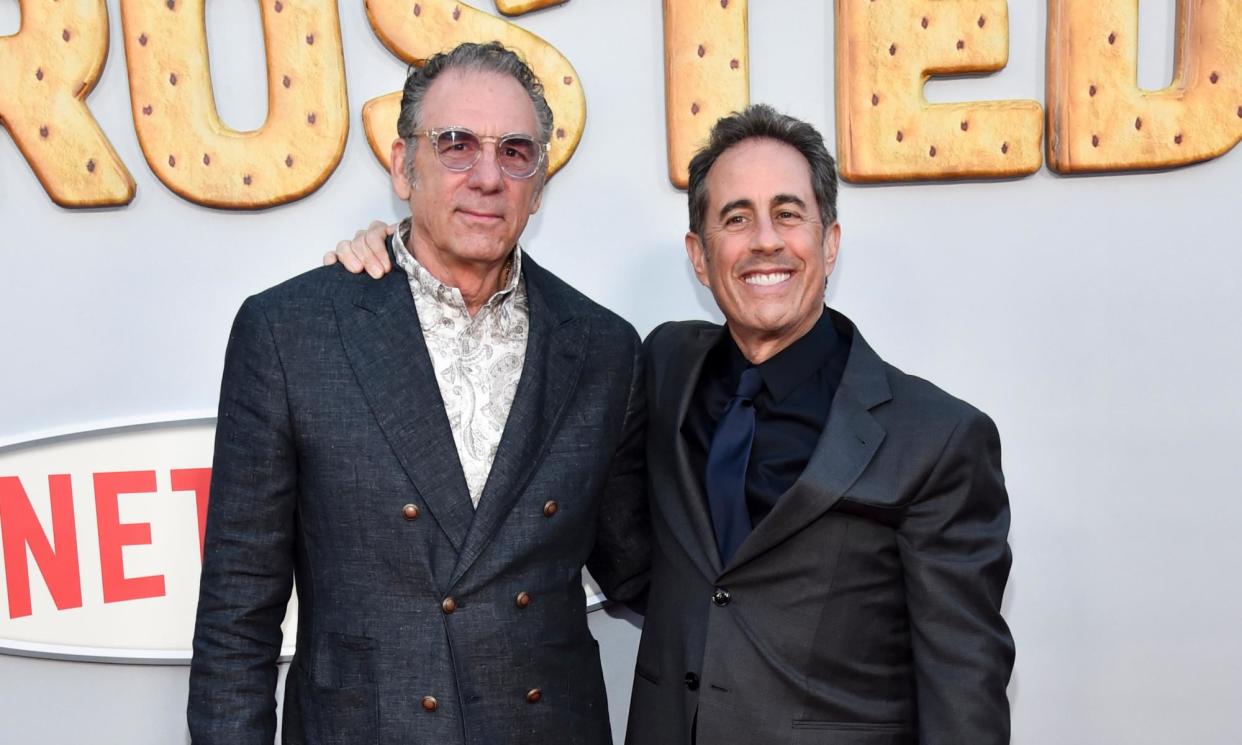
[2,1,1241,743]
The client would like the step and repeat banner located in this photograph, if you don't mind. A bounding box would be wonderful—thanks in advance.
[3,1,1241,743]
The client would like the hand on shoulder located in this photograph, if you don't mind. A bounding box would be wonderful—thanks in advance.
[322,220,395,279]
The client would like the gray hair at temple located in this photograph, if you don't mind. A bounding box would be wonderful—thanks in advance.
[687,104,839,237]
[395,41,554,182]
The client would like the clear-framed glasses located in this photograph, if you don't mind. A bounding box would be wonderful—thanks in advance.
[413,127,549,179]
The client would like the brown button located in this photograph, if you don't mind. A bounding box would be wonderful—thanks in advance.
[542,500,558,517]
[441,597,457,614]
[421,695,438,712]
[525,688,542,703]
[515,591,531,609]
[402,503,420,520]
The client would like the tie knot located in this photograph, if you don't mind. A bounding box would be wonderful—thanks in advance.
[735,367,763,401]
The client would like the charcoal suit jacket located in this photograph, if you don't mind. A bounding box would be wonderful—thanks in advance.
[626,310,1013,745]
[188,246,649,745]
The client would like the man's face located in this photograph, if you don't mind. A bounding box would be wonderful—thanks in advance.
[389,69,544,273]
[686,138,840,358]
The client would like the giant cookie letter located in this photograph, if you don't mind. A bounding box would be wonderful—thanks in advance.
[0,0,135,207]
[119,0,348,209]
[495,0,565,16]
[835,0,1043,182]
[363,1,585,178]
[1047,0,1242,173]
[663,0,748,189]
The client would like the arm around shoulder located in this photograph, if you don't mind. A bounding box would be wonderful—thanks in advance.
[586,328,651,610]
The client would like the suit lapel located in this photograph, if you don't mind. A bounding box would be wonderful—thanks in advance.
[727,321,892,570]
[661,325,727,579]
[335,245,474,555]
[449,259,586,587]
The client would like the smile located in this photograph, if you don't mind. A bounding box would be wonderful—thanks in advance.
[743,271,792,286]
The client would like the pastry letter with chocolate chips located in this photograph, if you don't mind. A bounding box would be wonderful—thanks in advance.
[363,0,584,178]
[0,0,135,207]
[663,0,749,188]
[119,0,348,208]
[1047,0,1242,173]
[835,0,1043,182]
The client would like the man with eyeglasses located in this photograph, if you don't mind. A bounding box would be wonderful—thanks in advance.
[188,42,650,745]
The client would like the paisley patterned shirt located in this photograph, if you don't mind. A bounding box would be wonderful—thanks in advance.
[393,224,529,508]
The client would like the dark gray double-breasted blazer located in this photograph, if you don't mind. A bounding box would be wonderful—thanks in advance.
[626,311,1013,745]
[188,249,649,745]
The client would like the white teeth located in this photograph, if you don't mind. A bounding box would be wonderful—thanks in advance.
[744,272,791,286]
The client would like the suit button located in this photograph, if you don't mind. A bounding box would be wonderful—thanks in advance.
[421,695,438,712]
[515,591,532,609]
[684,672,700,691]
[712,587,731,607]
[441,597,457,614]
[543,500,558,517]
[525,688,542,704]
[402,503,420,520]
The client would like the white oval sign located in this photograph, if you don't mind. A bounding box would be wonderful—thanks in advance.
[0,419,298,663]
[0,419,606,664]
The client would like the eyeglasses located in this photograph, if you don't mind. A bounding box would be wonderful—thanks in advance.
[412,127,549,179]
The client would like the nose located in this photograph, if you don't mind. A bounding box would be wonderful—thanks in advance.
[750,213,785,253]
[467,142,504,192]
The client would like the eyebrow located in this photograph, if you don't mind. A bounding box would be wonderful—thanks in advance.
[718,198,754,221]
[771,193,807,211]
[717,194,808,222]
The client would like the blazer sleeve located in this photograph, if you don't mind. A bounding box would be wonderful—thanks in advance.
[585,328,651,608]
[896,408,1015,745]
[188,296,298,745]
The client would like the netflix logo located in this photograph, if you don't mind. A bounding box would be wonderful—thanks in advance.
[1,468,210,619]
[0,419,297,662]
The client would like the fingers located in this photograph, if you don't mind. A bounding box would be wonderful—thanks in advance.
[357,220,392,278]
[329,220,395,278]
[331,236,366,274]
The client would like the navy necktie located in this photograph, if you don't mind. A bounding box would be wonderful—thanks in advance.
[705,367,763,565]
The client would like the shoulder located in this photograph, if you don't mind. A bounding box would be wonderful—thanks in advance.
[643,319,719,353]
[886,363,1000,455]
[845,333,1004,498]
[886,364,988,425]
[246,264,374,309]
[523,254,639,347]
[237,264,408,334]
[848,316,998,442]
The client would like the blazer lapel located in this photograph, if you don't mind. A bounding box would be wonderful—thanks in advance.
[660,325,727,579]
[335,248,474,555]
[726,323,892,571]
[449,259,586,587]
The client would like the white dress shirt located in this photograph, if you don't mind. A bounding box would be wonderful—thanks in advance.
[392,226,529,508]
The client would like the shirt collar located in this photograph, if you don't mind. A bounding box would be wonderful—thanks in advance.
[393,218,524,310]
[721,306,841,403]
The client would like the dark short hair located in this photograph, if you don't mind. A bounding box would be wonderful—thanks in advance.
[396,42,553,180]
[687,104,838,236]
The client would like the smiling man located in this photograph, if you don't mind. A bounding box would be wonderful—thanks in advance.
[189,43,649,745]
[627,105,1013,745]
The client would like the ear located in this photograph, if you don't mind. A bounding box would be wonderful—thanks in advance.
[685,231,711,288]
[389,138,412,200]
[822,222,842,279]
